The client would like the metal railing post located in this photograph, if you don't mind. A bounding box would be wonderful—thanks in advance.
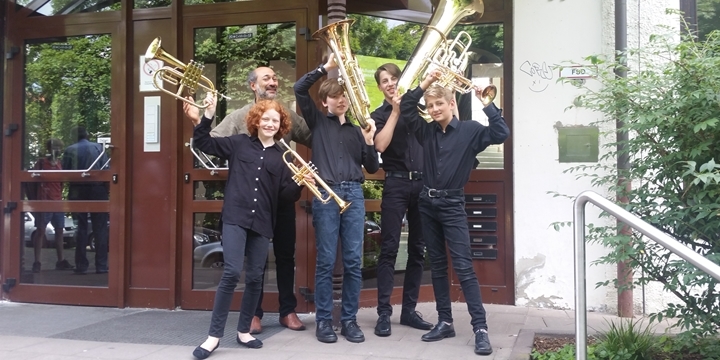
[573,190,720,360]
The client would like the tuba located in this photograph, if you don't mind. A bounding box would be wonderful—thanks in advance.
[312,19,372,130]
[278,139,351,214]
[397,0,496,105]
[144,37,231,109]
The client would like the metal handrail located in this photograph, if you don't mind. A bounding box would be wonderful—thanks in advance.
[29,143,112,178]
[573,190,720,360]
[185,138,228,176]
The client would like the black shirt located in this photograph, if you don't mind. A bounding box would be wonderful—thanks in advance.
[400,86,510,190]
[294,66,380,185]
[371,100,423,172]
[194,116,301,239]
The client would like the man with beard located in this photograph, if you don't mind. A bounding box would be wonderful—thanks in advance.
[210,66,311,333]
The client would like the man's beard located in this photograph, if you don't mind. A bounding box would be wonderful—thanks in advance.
[258,87,277,100]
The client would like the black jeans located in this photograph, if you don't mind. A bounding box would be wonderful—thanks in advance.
[69,184,109,272]
[254,201,298,318]
[418,190,488,331]
[208,224,269,337]
[376,177,426,316]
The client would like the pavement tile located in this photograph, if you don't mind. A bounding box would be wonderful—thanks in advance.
[0,335,46,351]
[10,338,107,356]
[76,343,167,359]
[0,350,45,360]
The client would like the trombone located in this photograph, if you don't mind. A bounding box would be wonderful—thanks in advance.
[278,139,351,214]
[144,37,231,109]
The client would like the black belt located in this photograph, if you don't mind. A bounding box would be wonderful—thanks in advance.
[423,186,464,198]
[385,171,423,180]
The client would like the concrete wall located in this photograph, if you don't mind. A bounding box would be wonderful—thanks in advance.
[513,0,680,313]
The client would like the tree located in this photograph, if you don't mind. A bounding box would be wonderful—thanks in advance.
[698,0,720,39]
[554,23,720,338]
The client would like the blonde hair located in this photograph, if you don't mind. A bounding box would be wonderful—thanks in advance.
[423,84,454,102]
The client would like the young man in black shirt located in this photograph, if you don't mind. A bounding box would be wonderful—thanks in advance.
[400,71,509,356]
[370,63,433,337]
[294,54,380,344]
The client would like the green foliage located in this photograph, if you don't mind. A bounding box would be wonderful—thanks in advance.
[555,23,720,337]
[594,320,655,360]
[531,344,598,360]
[362,180,384,200]
[24,35,112,167]
[348,14,423,61]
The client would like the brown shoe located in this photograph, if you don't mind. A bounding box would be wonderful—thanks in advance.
[250,316,262,334]
[279,312,306,331]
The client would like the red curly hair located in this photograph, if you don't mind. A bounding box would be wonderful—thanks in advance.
[246,100,292,140]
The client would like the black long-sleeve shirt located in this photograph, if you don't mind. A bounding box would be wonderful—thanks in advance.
[194,116,301,239]
[400,86,510,190]
[293,66,380,185]
[371,100,423,172]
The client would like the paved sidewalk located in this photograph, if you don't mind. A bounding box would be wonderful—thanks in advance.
[0,301,679,360]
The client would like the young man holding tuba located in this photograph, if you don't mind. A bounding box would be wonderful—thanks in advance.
[400,70,509,356]
[371,63,433,337]
[293,54,379,344]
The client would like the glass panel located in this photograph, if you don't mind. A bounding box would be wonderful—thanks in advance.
[192,212,277,292]
[134,0,170,9]
[451,24,505,170]
[361,211,432,289]
[192,22,297,120]
[185,0,258,5]
[16,0,120,16]
[24,35,112,171]
[20,211,109,286]
[193,180,226,201]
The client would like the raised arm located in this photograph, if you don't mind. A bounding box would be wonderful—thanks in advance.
[293,67,328,130]
[360,120,380,174]
[185,94,235,159]
[470,103,510,154]
[373,96,401,153]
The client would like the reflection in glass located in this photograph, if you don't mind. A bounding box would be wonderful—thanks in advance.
[192,23,297,120]
[194,181,226,200]
[192,213,277,292]
[449,24,505,170]
[24,35,112,171]
[134,0,170,9]
[20,211,109,286]
[16,0,120,16]
[361,211,432,289]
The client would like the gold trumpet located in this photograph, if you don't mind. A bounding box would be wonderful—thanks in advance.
[144,37,231,109]
[278,139,351,214]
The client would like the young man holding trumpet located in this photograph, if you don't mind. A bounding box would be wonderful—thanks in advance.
[293,54,379,344]
[400,70,509,356]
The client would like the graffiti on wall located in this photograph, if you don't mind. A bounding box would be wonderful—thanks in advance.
[519,60,554,93]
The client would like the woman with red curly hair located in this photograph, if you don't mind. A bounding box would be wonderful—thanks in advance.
[184,94,309,358]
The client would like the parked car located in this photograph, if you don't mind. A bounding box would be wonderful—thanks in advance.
[23,213,76,249]
[193,227,224,269]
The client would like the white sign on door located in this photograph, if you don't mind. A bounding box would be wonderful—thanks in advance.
[140,55,164,92]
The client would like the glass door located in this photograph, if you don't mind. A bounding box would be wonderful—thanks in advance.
[4,24,126,306]
[180,9,311,311]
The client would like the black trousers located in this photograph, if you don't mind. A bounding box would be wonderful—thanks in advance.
[418,191,488,331]
[208,224,268,337]
[254,200,298,318]
[376,177,426,316]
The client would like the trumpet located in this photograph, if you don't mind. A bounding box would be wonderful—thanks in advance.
[278,139,351,214]
[144,37,231,109]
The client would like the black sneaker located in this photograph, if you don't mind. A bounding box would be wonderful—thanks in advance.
[340,320,365,343]
[32,261,41,273]
[55,260,74,270]
[474,329,493,355]
[374,313,391,337]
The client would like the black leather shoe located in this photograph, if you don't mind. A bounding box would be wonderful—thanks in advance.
[421,322,456,342]
[374,313,391,337]
[474,329,493,355]
[316,320,338,343]
[236,334,263,349]
[340,320,365,343]
[192,342,219,359]
[400,310,433,330]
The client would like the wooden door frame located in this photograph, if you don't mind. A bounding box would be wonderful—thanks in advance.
[178,2,317,311]
[1,15,129,306]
